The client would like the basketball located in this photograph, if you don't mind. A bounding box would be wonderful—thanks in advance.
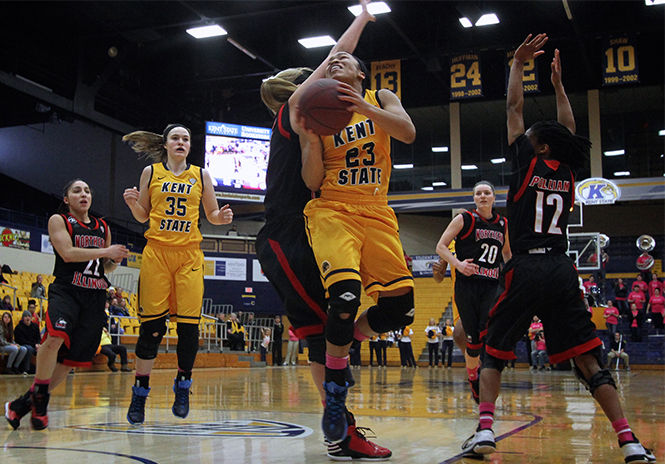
[298,78,353,135]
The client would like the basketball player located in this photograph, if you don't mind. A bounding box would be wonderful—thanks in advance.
[436,182,510,404]
[299,47,416,443]
[461,34,655,463]
[122,124,233,424]
[257,1,391,459]
[5,179,129,430]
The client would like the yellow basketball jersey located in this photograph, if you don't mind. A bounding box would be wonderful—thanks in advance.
[320,89,391,203]
[145,162,203,247]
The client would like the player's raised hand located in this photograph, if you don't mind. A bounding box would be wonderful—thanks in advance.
[456,258,479,277]
[514,33,548,63]
[550,48,562,87]
[359,0,376,23]
[218,204,234,225]
[123,187,140,207]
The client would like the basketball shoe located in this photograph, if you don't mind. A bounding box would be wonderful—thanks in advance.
[172,378,192,418]
[30,390,49,430]
[461,427,496,455]
[127,385,150,425]
[322,380,349,443]
[326,410,392,461]
[4,391,32,430]
[619,433,657,463]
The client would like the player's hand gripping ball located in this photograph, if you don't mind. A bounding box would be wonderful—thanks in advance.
[298,78,353,135]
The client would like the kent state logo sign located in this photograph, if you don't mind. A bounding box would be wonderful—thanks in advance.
[576,178,621,205]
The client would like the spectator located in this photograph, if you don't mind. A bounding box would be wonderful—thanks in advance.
[1,264,17,275]
[260,328,271,362]
[614,278,629,316]
[349,339,362,367]
[0,311,28,374]
[26,299,40,325]
[1,295,17,312]
[30,274,47,299]
[633,274,648,294]
[440,319,454,368]
[607,332,629,371]
[377,333,388,367]
[98,327,131,372]
[271,315,284,366]
[283,326,299,366]
[583,276,598,307]
[648,272,662,299]
[647,288,664,334]
[603,300,620,338]
[627,285,646,313]
[106,286,117,303]
[245,313,257,352]
[108,298,129,317]
[629,303,642,342]
[425,318,441,367]
[117,297,132,316]
[226,313,246,351]
[216,313,227,345]
[368,335,381,367]
[398,326,416,368]
[13,310,41,374]
[108,315,124,345]
[530,332,549,371]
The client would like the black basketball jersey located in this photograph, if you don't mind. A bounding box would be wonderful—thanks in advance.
[263,102,313,221]
[53,213,109,290]
[455,210,507,281]
[507,134,575,254]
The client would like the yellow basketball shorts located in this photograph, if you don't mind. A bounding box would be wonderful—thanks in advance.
[138,242,204,324]
[303,199,413,300]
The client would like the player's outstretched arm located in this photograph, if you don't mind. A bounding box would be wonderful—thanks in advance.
[201,169,234,225]
[551,48,576,134]
[289,0,374,113]
[507,33,548,145]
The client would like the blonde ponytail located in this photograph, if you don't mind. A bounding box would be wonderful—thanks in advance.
[122,131,166,163]
[260,67,313,115]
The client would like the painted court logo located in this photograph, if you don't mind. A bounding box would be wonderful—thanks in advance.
[68,419,312,438]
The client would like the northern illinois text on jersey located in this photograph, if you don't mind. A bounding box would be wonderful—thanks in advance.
[528,176,570,193]
[475,229,505,245]
[75,236,106,248]
[332,119,375,148]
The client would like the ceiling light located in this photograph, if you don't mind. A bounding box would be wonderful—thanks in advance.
[604,149,625,156]
[475,13,500,26]
[186,24,227,39]
[459,17,473,28]
[432,146,449,152]
[614,171,630,176]
[645,0,665,6]
[298,35,336,48]
[421,186,434,191]
[659,130,665,136]
[432,181,447,187]
[348,2,391,16]
[461,164,478,170]
[393,164,414,169]
[491,157,506,164]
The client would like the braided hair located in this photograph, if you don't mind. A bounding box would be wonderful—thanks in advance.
[528,121,590,171]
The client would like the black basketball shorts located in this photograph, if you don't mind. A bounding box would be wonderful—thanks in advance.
[484,253,601,363]
[256,216,327,339]
[454,276,500,351]
[45,282,108,366]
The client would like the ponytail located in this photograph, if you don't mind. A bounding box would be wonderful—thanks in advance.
[260,67,313,115]
[123,124,191,163]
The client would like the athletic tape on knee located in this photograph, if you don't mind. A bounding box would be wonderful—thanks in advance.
[367,290,415,333]
[135,316,167,360]
[176,323,199,372]
[325,280,361,347]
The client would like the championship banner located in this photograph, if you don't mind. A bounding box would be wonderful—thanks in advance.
[411,254,441,278]
[204,257,247,281]
[602,36,639,86]
[450,53,482,100]
[1,226,30,250]
[370,59,401,100]
[252,259,269,282]
[127,252,142,269]
[505,51,539,94]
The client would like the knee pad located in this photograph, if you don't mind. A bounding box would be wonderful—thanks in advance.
[326,280,361,347]
[482,352,506,373]
[306,333,326,365]
[466,340,482,358]
[135,316,167,360]
[367,289,415,333]
[176,323,200,371]
[573,347,616,394]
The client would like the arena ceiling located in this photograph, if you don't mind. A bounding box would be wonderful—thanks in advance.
[1,1,663,133]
